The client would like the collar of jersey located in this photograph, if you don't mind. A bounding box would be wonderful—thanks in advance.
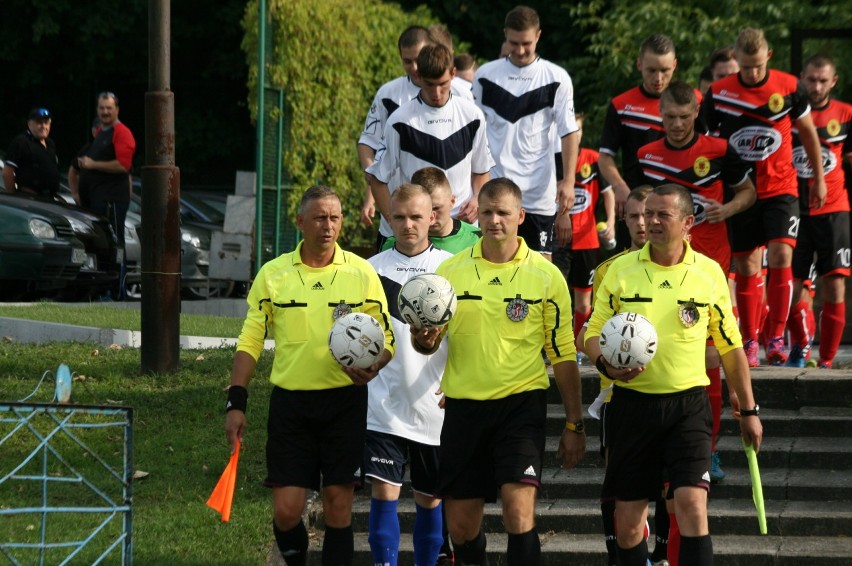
[638,240,697,265]
[292,241,345,266]
[471,236,529,263]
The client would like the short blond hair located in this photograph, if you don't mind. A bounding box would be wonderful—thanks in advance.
[736,28,768,55]
[392,183,431,204]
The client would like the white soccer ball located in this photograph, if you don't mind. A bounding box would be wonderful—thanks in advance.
[397,273,457,329]
[599,312,658,369]
[328,312,385,369]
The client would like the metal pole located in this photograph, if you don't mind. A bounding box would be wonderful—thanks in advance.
[141,0,181,373]
[254,0,266,274]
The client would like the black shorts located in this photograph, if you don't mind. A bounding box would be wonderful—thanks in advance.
[363,430,440,496]
[730,195,799,253]
[518,212,556,254]
[264,385,367,491]
[437,389,547,502]
[552,248,599,290]
[792,212,851,279]
[603,386,711,502]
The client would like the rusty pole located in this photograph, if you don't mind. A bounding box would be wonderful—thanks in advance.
[141,0,180,373]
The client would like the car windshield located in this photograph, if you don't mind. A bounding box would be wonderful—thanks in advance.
[181,192,225,224]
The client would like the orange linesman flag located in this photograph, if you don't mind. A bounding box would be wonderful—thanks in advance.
[206,440,241,522]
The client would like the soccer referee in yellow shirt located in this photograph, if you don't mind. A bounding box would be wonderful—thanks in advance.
[413,177,585,565]
[585,184,763,566]
[225,186,395,566]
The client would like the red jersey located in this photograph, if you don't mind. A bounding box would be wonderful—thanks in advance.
[792,98,852,215]
[702,70,810,199]
[570,147,610,250]
[599,86,665,187]
[638,134,752,269]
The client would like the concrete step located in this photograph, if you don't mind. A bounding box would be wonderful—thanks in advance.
[297,532,852,565]
[345,498,852,537]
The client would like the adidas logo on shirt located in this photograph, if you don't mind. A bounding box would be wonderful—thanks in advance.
[658,280,672,289]
[489,277,502,285]
[312,282,324,290]
[523,465,536,477]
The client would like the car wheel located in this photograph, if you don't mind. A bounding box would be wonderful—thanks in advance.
[125,281,143,300]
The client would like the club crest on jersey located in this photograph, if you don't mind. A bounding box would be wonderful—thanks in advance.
[693,156,711,177]
[768,93,785,113]
[827,119,841,137]
[678,302,700,328]
[506,295,529,322]
[332,301,353,320]
[580,163,592,179]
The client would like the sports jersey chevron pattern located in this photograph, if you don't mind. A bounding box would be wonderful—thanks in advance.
[477,79,559,123]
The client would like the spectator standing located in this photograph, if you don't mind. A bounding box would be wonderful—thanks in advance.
[3,108,60,198]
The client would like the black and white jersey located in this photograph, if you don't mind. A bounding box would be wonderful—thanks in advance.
[367,244,453,445]
[473,56,578,215]
[367,93,495,236]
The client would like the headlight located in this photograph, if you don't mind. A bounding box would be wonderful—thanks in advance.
[29,218,57,240]
[67,216,94,235]
[181,231,202,248]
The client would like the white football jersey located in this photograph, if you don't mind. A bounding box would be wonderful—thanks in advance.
[367,244,453,445]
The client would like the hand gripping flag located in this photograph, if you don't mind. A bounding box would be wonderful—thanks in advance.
[742,438,767,535]
[207,440,241,522]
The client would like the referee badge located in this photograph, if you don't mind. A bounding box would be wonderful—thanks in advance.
[506,295,529,322]
[332,301,353,320]
[678,302,700,328]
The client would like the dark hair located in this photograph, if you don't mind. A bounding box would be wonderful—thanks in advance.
[454,53,476,72]
[398,26,431,51]
[97,91,119,105]
[411,167,451,194]
[653,184,694,218]
[417,43,454,80]
[639,34,675,57]
[699,66,713,84]
[660,80,698,109]
[627,185,653,203]
[479,177,522,204]
[299,185,338,214]
[505,5,539,31]
[709,46,735,67]
[803,53,836,72]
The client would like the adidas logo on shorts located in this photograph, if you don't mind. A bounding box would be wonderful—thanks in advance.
[702,471,711,482]
[523,465,536,477]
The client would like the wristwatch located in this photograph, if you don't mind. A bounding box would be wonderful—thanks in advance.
[740,405,760,417]
[565,420,585,434]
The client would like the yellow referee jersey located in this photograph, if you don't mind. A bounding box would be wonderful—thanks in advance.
[436,238,576,400]
[236,242,395,390]
[586,241,741,394]
[591,249,630,395]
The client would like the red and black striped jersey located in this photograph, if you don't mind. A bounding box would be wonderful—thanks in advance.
[638,134,751,270]
[570,147,611,250]
[702,70,810,199]
[792,98,852,215]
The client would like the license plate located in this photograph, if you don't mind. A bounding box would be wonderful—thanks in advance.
[72,248,87,265]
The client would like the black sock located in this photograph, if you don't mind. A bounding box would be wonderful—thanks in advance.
[680,534,713,566]
[273,520,308,566]
[454,530,488,565]
[616,539,648,566]
[507,527,540,566]
[321,524,353,566]
[651,496,669,560]
[600,498,617,565]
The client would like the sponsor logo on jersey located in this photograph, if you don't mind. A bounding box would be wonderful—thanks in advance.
[729,126,783,161]
[312,282,325,290]
[658,280,672,289]
[693,156,711,177]
[489,277,502,285]
[768,93,785,113]
[570,188,592,214]
[792,146,836,178]
[691,193,710,226]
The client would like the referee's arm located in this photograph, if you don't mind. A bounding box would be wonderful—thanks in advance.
[225,351,256,452]
[553,359,585,469]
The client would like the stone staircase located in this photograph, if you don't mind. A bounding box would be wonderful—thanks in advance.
[289,366,852,565]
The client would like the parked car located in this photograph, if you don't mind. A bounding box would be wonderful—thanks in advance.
[0,201,87,300]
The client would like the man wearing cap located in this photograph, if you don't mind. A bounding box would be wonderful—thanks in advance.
[2,108,60,198]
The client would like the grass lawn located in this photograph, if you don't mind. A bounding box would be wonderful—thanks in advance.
[0,303,243,338]
[1,342,278,565]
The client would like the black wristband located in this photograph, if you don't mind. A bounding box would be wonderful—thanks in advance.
[595,355,612,378]
[226,385,248,413]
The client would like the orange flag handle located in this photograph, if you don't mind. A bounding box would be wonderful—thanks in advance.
[206,440,241,522]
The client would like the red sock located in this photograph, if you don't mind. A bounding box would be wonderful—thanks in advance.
[767,266,793,338]
[787,300,808,348]
[819,301,845,364]
[667,512,680,566]
[573,309,591,342]
[735,273,762,342]
[706,366,722,451]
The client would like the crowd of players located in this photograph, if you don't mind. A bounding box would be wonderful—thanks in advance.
[225,5,846,566]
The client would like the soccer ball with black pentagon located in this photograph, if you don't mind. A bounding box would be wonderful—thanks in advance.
[397,273,457,329]
[328,312,385,369]
[599,312,658,368]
